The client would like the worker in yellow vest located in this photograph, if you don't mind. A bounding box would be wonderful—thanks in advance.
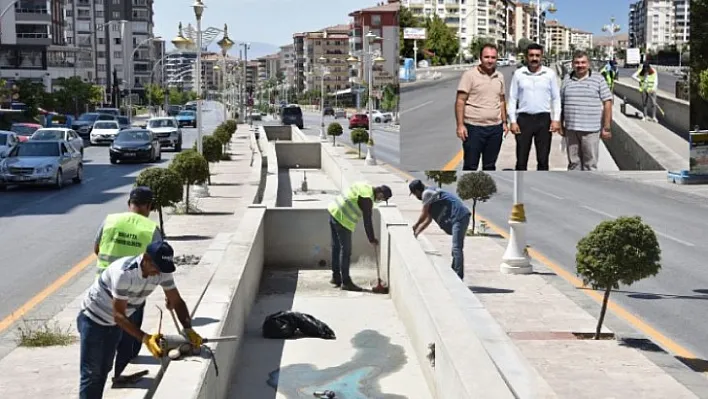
[327,182,392,291]
[631,61,659,122]
[93,186,163,385]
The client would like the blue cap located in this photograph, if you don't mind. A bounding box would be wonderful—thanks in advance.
[145,241,176,273]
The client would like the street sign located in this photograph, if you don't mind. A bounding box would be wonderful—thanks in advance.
[403,28,426,40]
[689,130,708,174]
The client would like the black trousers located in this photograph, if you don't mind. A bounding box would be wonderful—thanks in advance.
[515,112,552,171]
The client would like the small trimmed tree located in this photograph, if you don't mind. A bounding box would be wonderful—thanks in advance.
[327,122,343,146]
[135,167,183,236]
[168,149,209,213]
[350,128,369,158]
[456,172,497,235]
[212,124,231,154]
[425,171,457,188]
[223,119,237,134]
[576,216,662,340]
[200,135,223,184]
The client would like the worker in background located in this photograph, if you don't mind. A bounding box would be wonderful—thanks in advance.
[601,68,615,93]
[78,241,202,399]
[327,182,392,291]
[93,186,163,385]
[631,61,659,122]
[409,179,471,280]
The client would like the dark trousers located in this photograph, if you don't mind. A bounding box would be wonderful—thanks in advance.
[462,123,504,171]
[78,312,122,399]
[114,302,145,377]
[330,215,353,284]
[515,112,552,170]
[451,214,471,280]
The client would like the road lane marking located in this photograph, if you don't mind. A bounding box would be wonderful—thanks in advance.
[400,101,434,115]
[530,187,564,200]
[442,150,463,171]
[379,163,702,364]
[0,253,95,333]
[581,205,615,218]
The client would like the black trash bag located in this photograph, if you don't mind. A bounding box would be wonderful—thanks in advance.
[262,311,336,340]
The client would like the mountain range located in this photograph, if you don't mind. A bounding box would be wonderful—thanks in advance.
[204,41,284,60]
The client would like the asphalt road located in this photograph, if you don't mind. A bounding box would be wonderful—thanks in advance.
[297,111,400,165]
[0,102,224,330]
[400,66,516,171]
[618,67,679,95]
[411,170,708,362]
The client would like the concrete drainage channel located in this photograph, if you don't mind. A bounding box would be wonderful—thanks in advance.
[143,124,537,398]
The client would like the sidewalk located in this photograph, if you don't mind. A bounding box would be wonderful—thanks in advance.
[328,144,705,398]
[0,124,262,398]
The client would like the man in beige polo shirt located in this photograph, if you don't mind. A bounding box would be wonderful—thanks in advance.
[455,43,507,170]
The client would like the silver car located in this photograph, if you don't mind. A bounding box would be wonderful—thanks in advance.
[0,131,20,157]
[31,128,84,155]
[0,140,83,189]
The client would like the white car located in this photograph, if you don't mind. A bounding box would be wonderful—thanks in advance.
[0,131,19,157]
[30,128,84,155]
[146,117,183,151]
[90,120,121,145]
[368,110,392,124]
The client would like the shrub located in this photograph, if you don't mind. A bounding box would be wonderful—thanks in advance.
[212,125,231,154]
[350,128,369,158]
[201,135,223,184]
[223,119,237,134]
[327,122,343,146]
[456,172,497,235]
[576,216,661,339]
[168,149,209,213]
[135,167,183,236]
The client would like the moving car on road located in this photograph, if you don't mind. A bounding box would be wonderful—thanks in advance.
[167,105,182,116]
[334,109,347,119]
[146,117,183,151]
[368,110,391,124]
[176,110,197,128]
[0,140,83,189]
[348,113,369,129]
[323,106,334,116]
[72,112,116,139]
[0,131,19,157]
[184,102,197,111]
[109,129,161,164]
[10,122,42,142]
[31,128,84,155]
[95,107,121,117]
[89,120,121,145]
[280,105,303,129]
[117,116,131,130]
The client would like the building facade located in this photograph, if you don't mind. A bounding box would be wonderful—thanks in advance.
[628,0,690,51]
[279,43,295,87]
[544,19,570,55]
[300,25,350,94]
[569,29,593,50]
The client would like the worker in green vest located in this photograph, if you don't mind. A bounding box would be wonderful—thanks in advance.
[327,182,392,291]
[631,61,659,122]
[601,68,614,93]
[93,186,163,385]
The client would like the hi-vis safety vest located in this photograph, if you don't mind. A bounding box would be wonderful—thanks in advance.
[328,182,374,232]
[638,71,656,93]
[96,212,157,273]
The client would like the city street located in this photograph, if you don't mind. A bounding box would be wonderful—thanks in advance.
[409,170,708,362]
[0,102,223,336]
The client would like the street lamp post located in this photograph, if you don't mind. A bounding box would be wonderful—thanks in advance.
[239,43,250,124]
[127,36,162,122]
[602,17,621,60]
[216,24,234,123]
[457,8,475,65]
[532,1,556,45]
[191,0,209,198]
[317,56,329,140]
[500,171,532,274]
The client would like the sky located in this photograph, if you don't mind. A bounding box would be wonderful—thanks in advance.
[545,0,630,36]
[153,0,382,58]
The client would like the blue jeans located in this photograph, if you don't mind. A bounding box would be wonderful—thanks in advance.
[77,311,122,399]
[114,302,144,377]
[451,213,471,280]
[330,215,353,283]
[462,123,503,171]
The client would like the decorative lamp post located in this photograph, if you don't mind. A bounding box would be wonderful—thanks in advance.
[317,56,329,140]
[533,1,556,45]
[500,171,532,274]
[127,36,162,122]
[216,24,234,122]
[601,17,621,60]
[191,0,210,198]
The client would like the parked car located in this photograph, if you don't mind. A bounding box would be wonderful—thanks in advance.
[368,110,390,123]
[0,140,83,189]
[95,107,121,117]
[348,113,369,129]
[381,112,394,123]
[10,123,42,142]
[146,117,182,151]
[117,116,131,130]
[251,112,262,121]
[89,120,121,145]
[280,105,303,129]
[334,109,347,119]
[31,128,84,155]
[72,112,117,138]
[323,106,335,116]
[0,131,19,157]
[109,129,161,164]
[176,110,197,128]
[167,105,183,116]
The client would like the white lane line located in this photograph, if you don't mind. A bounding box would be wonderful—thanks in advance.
[580,205,694,247]
[530,187,564,200]
[400,101,434,115]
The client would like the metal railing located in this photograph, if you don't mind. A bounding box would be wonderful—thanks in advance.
[16,32,49,39]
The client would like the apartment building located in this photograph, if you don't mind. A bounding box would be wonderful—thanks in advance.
[299,24,350,94]
[628,0,689,51]
[349,1,399,95]
[165,50,197,90]
[544,19,570,55]
[570,29,593,50]
[279,43,295,87]
[245,61,258,91]
[256,53,280,83]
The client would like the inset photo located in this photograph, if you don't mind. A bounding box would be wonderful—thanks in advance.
[399,2,689,173]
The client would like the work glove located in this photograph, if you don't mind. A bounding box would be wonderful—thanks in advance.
[184,328,203,347]
[143,333,164,358]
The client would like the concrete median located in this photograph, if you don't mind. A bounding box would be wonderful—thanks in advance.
[149,124,538,398]
[613,80,689,139]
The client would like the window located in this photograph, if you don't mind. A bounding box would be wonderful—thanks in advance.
[112,0,120,4]
[98,38,104,45]
[97,64,105,71]
[112,24,119,32]
[112,11,120,19]
[97,51,105,58]
[96,10,104,18]
[371,14,381,26]
[114,38,121,45]
[113,51,122,58]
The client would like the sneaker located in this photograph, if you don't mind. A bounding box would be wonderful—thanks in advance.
[340,281,363,292]
[329,277,341,287]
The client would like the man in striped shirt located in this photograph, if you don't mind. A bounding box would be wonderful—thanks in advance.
[560,51,613,170]
[77,241,202,398]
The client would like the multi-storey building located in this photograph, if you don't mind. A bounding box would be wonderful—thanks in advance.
[301,24,350,94]
[292,32,305,93]
[245,61,258,91]
[164,50,197,90]
[628,0,689,51]
[279,43,295,87]
[544,19,570,55]
[570,29,593,50]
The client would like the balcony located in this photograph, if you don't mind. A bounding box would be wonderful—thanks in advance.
[17,32,51,46]
[15,3,51,23]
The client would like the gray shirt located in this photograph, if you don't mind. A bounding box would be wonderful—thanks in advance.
[560,71,612,132]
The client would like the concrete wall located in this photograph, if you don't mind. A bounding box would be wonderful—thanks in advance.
[613,81,689,139]
[262,125,292,141]
[274,142,321,169]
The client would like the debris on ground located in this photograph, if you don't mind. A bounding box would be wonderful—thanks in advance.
[174,254,201,266]
[262,311,336,340]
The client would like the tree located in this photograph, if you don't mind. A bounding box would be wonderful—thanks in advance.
[169,88,185,105]
[223,119,237,134]
[327,122,343,146]
[198,135,223,184]
[135,167,183,236]
[400,6,424,60]
[424,171,457,188]
[168,149,210,213]
[53,77,98,116]
[517,38,533,54]
[423,14,459,66]
[350,128,369,158]
[468,37,496,61]
[212,124,232,154]
[16,79,48,119]
[576,216,662,340]
[381,84,399,113]
[145,83,165,106]
[456,172,497,235]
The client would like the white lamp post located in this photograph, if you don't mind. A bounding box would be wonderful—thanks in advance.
[601,17,621,60]
[532,1,556,45]
[127,36,162,122]
[500,171,532,274]
[216,24,234,122]
[191,0,210,198]
[317,56,329,140]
